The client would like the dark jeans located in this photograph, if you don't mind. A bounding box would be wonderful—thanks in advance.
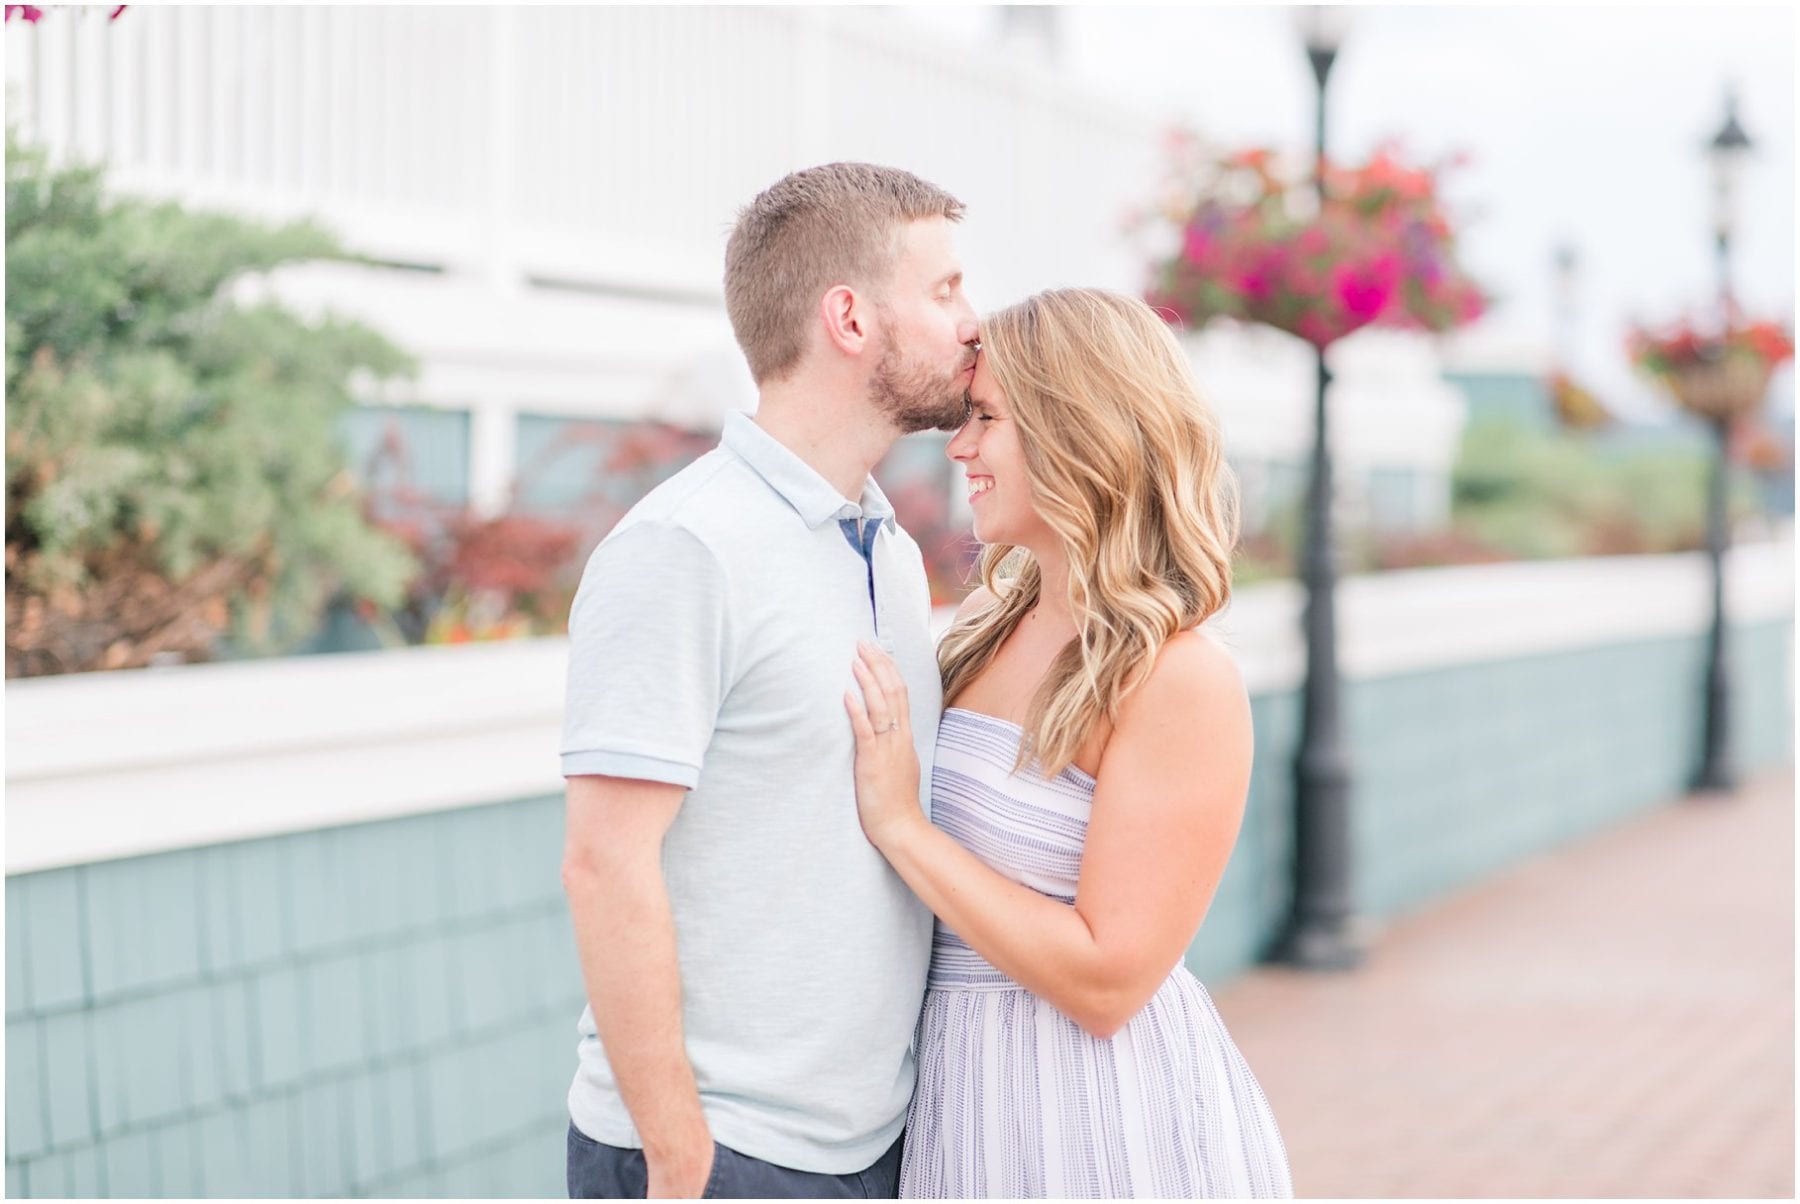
[566,1122,905,1199]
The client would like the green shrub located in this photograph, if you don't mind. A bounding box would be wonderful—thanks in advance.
[5,130,418,676]
[1450,417,1749,560]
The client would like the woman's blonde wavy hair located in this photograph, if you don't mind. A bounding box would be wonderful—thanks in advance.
[938,288,1240,778]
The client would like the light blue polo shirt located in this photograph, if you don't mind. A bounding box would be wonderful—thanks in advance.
[561,411,942,1175]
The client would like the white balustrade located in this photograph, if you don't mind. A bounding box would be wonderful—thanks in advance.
[6,7,1160,303]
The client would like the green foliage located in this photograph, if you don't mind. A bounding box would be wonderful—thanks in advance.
[5,130,419,675]
[1450,417,1749,559]
[1230,416,1759,583]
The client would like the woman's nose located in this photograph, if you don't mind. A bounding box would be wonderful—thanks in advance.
[946,423,975,460]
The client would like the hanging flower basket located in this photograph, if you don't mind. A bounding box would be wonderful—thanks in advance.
[1136,135,1487,349]
[1628,317,1793,422]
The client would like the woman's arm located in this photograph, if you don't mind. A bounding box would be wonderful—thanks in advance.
[846,631,1253,1039]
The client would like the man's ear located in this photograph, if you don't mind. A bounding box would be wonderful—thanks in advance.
[820,285,871,358]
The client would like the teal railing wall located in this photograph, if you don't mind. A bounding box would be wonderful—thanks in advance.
[5,619,1791,1197]
[1188,617,1791,982]
[6,797,577,1197]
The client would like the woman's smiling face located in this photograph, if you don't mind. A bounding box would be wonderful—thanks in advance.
[945,356,1053,549]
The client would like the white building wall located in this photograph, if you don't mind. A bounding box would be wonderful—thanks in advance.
[6,4,1463,529]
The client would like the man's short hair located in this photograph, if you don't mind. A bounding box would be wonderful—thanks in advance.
[724,163,965,385]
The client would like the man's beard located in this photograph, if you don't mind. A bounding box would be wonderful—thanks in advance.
[869,333,973,434]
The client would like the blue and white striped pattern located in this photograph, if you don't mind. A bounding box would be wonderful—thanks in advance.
[901,708,1294,1199]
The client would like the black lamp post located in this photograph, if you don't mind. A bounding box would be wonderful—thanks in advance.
[1272,5,1362,970]
[1694,86,1753,794]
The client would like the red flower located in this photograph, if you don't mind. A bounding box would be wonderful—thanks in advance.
[1741,321,1795,365]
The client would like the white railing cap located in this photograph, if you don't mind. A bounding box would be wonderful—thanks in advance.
[6,541,1791,874]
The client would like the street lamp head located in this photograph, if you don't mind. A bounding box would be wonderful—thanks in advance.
[1707,85,1754,245]
[1295,5,1349,86]
[1709,86,1753,155]
[1296,4,1350,54]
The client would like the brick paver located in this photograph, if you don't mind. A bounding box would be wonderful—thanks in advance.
[1213,770,1795,1199]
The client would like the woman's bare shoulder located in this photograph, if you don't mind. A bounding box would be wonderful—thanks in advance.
[1087,628,1252,800]
[1117,627,1248,730]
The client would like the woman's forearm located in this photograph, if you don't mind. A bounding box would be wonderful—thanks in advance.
[874,812,1141,1037]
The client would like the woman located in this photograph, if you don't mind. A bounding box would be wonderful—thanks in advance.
[843,288,1293,1199]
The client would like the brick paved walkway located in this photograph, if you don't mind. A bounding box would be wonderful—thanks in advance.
[1213,769,1795,1199]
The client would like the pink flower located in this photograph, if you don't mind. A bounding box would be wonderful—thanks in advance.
[1332,254,1401,322]
[1233,271,1272,302]
[1233,248,1288,304]
[1182,225,1214,267]
[4,6,44,22]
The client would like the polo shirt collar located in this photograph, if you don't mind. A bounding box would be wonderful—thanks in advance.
[721,411,897,532]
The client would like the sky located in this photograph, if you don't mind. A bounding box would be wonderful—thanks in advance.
[895,4,1796,421]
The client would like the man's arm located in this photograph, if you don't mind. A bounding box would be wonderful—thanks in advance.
[562,773,714,1199]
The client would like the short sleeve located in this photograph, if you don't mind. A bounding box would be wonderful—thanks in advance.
[560,520,730,788]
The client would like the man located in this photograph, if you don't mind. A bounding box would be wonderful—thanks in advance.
[560,163,980,1199]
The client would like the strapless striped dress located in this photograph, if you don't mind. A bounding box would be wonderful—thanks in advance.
[899,708,1293,1199]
